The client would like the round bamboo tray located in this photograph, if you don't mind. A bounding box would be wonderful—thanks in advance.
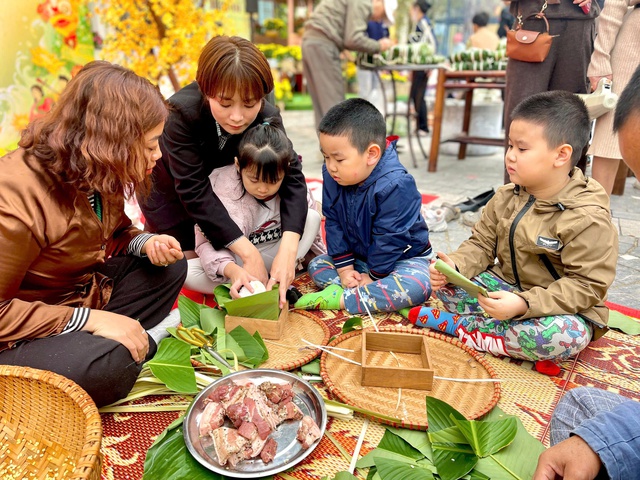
[0,366,102,479]
[321,326,501,430]
[259,310,331,370]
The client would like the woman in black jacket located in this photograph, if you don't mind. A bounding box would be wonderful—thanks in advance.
[138,36,308,305]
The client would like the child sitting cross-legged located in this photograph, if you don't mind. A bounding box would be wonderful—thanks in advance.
[295,98,432,314]
[408,91,618,362]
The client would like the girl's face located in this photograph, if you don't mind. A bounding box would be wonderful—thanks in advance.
[144,122,164,175]
[410,5,422,23]
[208,91,262,135]
[237,163,284,202]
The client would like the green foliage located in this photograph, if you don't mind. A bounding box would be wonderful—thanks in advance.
[608,310,640,335]
[146,338,197,394]
[341,316,363,334]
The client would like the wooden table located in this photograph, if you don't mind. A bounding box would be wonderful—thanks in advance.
[429,69,506,172]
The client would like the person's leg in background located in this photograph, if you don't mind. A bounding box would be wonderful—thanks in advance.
[302,37,345,129]
[550,387,631,445]
[411,70,430,133]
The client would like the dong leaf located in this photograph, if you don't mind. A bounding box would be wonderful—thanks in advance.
[426,396,466,432]
[608,310,640,335]
[146,338,197,394]
[357,429,423,468]
[301,359,321,374]
[224,286,281,320]
[177,295,207,328]
[226,326,268,367]
[143,416,223,480]
[200,306,226,335]
[342,316,362,333]
[387,427,432,459]
[473,408,545,480]
[213,284,233,308]
[321,473,359,480]
[431,443,478,480]
[374,458,435,480]
[453,416,518,457]
[429,425,469,444]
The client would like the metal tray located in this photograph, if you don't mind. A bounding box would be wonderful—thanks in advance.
[184,369,327,478]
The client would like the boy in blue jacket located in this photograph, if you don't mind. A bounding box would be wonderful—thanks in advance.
[295,98,432,314]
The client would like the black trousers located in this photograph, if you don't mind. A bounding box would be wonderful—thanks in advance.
[503,18,595,182]
[411,70,430,132]
[0,255,187,407]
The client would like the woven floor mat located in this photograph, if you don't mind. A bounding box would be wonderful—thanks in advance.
[99,274,640,479]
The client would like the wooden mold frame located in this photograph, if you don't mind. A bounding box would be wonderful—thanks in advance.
[224,302,288,340]
[361,331,434,390]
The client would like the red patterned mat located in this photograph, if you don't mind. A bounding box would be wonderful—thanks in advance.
[100,275,640,479]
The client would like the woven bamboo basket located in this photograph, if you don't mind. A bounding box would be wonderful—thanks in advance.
[0,366,102,479]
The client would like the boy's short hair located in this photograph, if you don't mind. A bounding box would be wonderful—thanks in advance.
[472,12,490,27]
[613,64,640,133]
[318,98,387,154]
[511,91,590,167]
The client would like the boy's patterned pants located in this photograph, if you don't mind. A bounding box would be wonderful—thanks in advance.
[308,255,432,314]
[436,271,592,362]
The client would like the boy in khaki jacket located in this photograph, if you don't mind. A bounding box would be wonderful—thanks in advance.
[409,91,618,362]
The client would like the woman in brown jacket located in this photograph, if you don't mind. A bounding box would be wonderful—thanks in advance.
[0,61,187,407]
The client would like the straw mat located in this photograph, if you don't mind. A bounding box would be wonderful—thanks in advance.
[98,274,640,479]
[321,327,500,429]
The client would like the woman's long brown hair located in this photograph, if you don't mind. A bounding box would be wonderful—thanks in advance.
[19,61,168,199]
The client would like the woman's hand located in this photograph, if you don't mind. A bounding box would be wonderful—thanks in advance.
[228,237,269,285]
[588,74,612,92]
[83,310,149,363]
[143,234,184,267]
[266,232,301,308]
[429,251,456,292]
[477,291,528,320]
[224,263,260,299]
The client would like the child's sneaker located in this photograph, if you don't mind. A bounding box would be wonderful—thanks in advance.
[421,206,447,232]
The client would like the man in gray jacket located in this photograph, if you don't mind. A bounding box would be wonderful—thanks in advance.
[302,0,396,128]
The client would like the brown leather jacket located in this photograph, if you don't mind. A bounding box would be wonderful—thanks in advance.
[449,168,618,327]
[0,149,142,350]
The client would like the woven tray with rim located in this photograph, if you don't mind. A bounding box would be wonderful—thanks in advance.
[257,310,331,371]
[321,326,501,430]
[0,366,102,480]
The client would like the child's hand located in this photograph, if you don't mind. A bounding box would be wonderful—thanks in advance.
[477,291,528,320]
[358,273,374,287]
[429,251,455,292]
[339,269,361,289]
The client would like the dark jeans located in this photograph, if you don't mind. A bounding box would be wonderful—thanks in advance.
[411,70,430,132]
[0,255,187,407]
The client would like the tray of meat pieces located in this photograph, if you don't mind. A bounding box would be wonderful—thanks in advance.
[184,369,327,478]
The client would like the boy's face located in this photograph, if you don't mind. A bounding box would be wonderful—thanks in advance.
[506,120,571,193]
[319,133,380,187]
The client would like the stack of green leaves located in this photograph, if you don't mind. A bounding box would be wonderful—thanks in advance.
[329,397,544,480]
[214,283,281,320]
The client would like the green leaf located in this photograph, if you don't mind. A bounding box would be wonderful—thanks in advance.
[474,409,545,480]
[429,425,469,445]
[253,331,269,363]
[366,466,378,480]
[146,338,197,394]
[357,430,424,468]
[387,427,432,460]
[228,326,268,366]
[143,418,223,480]
[321,472,359,480]
[431,444,477,480]
[452,416,518,457]
[213,284,232,308]
[425,396,466,432]
[177,295,206,329]
[341,316,362,333]
[224,287,281,320]
[374,458,435,480]
[200,307,226,335]
[201,349,231,375]
[608,310,640,335]
[301,359,321,375]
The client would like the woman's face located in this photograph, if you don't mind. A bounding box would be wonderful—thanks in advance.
[208,91,262,135]
[144,122,164,175]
